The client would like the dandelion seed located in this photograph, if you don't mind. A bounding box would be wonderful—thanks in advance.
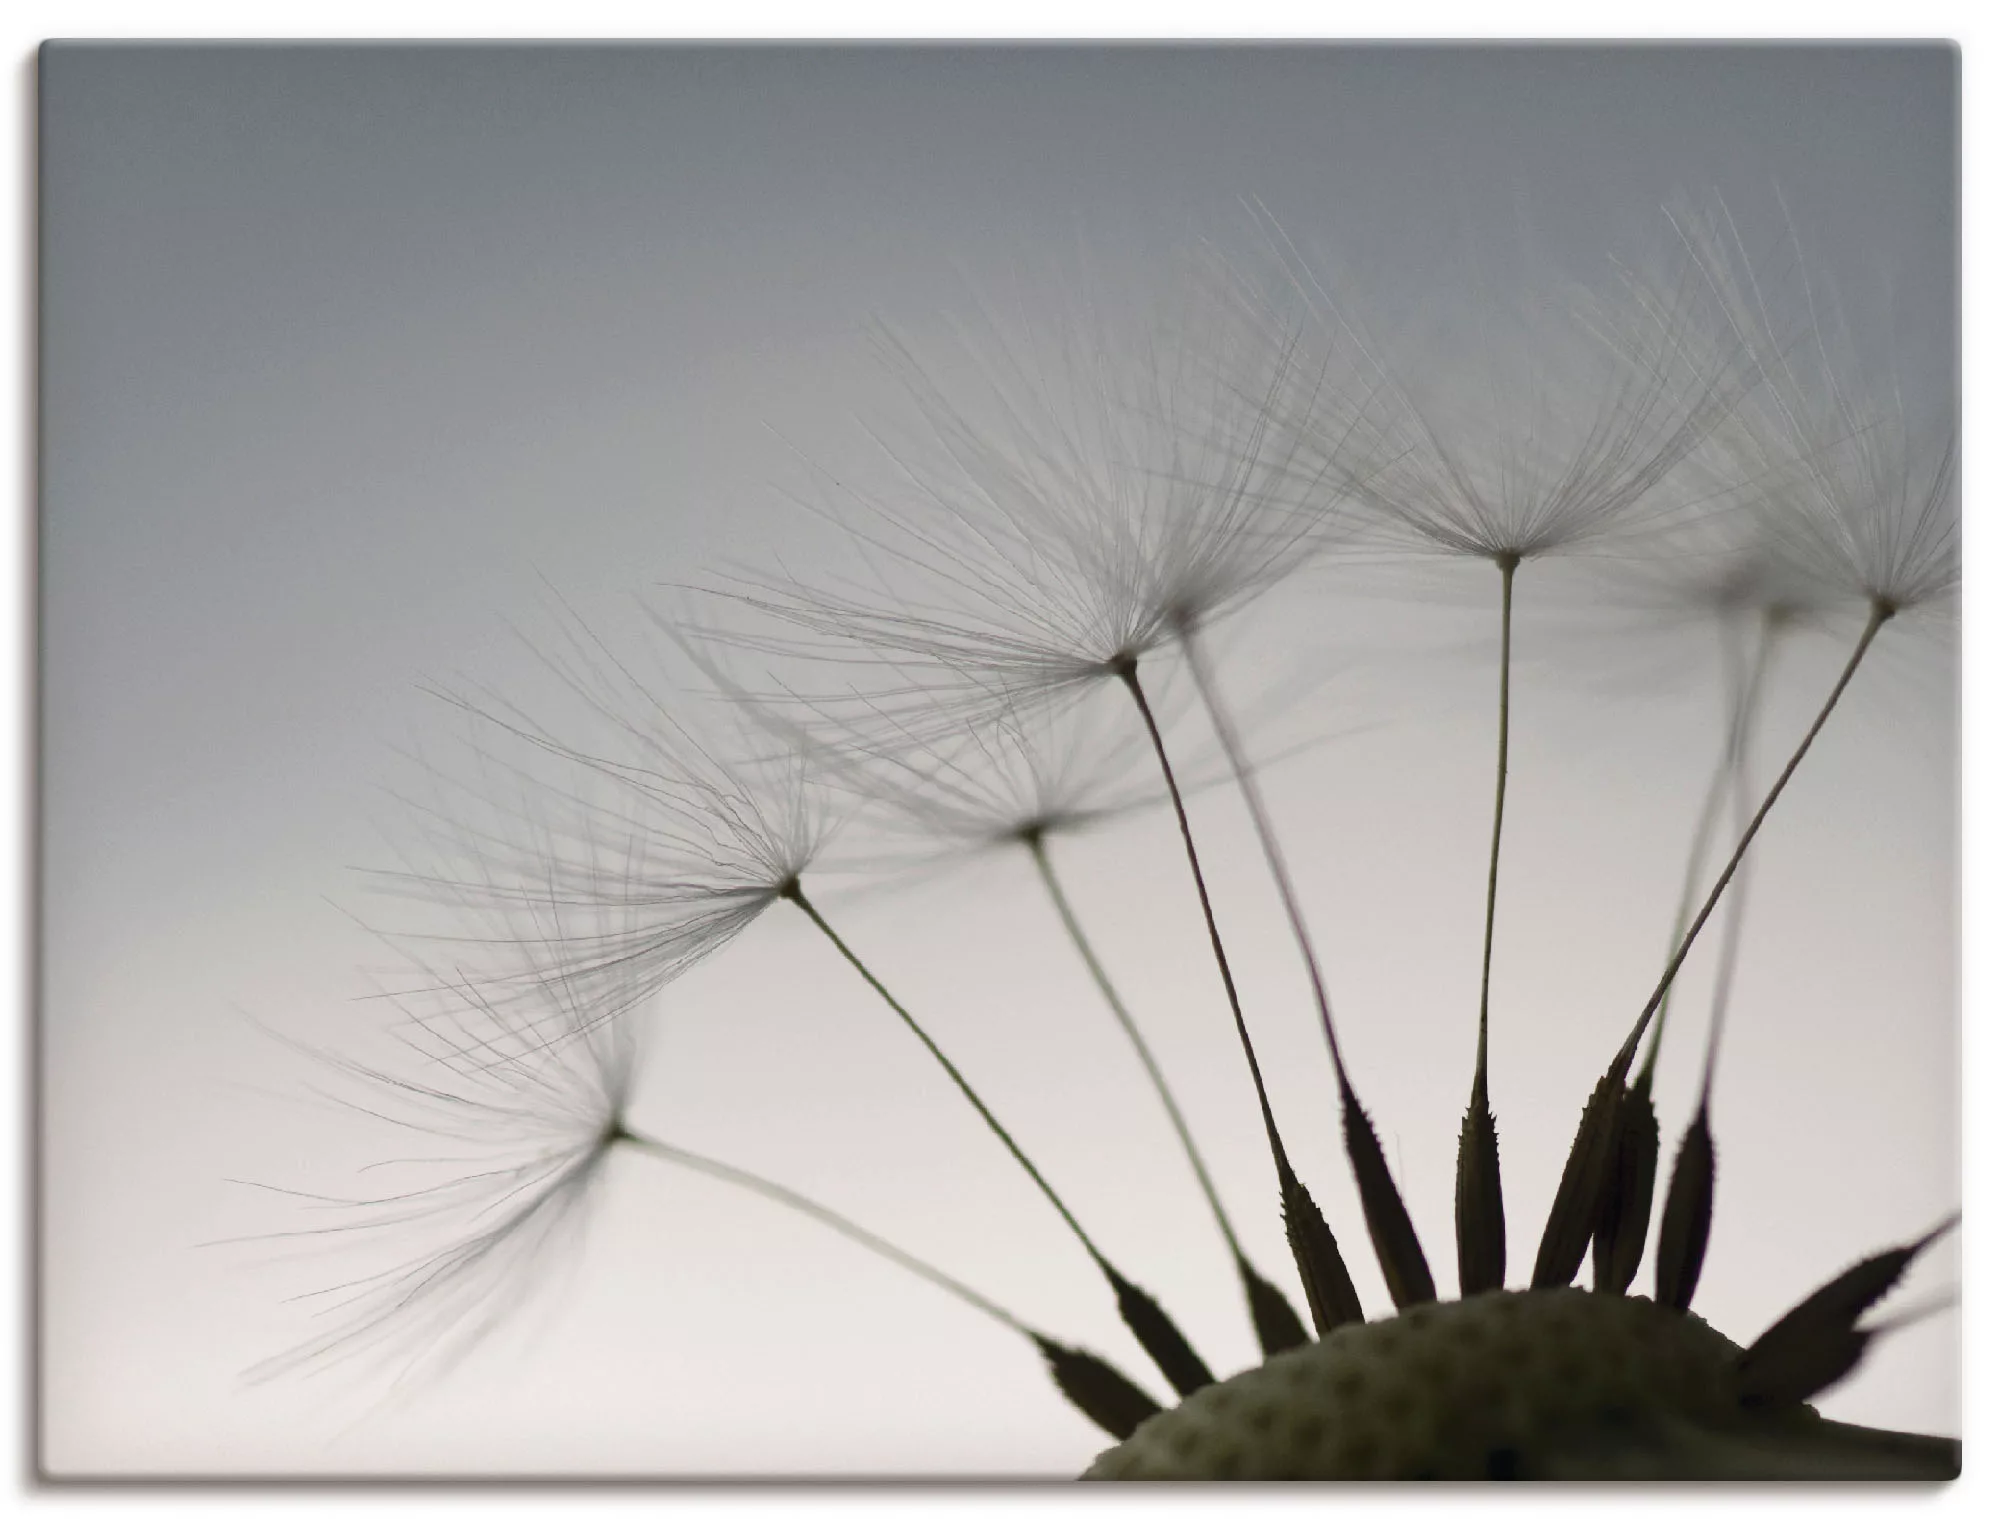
[240,928,638,1386]
[1672,199,1960,620]
[1538,586,1922,1300]
[1113,652,1364,1334]
[694,262,1378,741]
[774,875,1217,1396]
[1019,828,1308,1355]
[1637,605,1773,1306]
[268,208,1955,1479]
[1592,531,1803,1295]
[1171,626,1436,1311]
[1539,208,1961,1297]
[404,599,1227,1395]
[802,686,1313,1353]
[378,610,839,1031]
[1249,212,1762,1302]
[253,907,1164,1439]
[1536,592,1887,1292]
[686,264,1392,1335]
[1251,210,1753,567]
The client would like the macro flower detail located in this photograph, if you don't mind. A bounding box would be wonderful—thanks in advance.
[1083,1269,1959,1480]
[385,634,839,1033]
[254,204,1957,1483]
[696,273,1386,741]
[243,938,641,1385]
[1670,201,1961,621]
[251,924,1179,1441]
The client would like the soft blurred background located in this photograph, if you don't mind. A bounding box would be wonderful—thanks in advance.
[39,43,1957,1476]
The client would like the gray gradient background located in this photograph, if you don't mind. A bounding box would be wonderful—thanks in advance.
[40,44,1957,1476]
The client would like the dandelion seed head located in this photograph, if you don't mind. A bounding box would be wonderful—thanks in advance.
[815,688,1174,864]
[381,608,842,1029]
[247,937,642,1389]
[1251,208,1759,570]
[1574,505,1848,644]
[1671,200,1961,621]
[694,259,1378,737]
[1731,404,1960,622]
[260,201,1952,1470]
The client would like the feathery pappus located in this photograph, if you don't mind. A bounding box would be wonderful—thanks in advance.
[257,201,1959,1480]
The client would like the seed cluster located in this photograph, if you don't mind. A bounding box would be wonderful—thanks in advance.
[257,196,1957,1476]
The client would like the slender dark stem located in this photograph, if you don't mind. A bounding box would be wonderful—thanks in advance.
[788,882,1217,1397]
[1024,830,1244,1261]
[1693,618,1776,1106]
[1616,601,1889,1066]
[1641,611,1779,1083]
[1177,629,1436,1308]
[615,1125,1029,1335]
[1474,555,1518,1093]
[1641,636,1738,1078]
[1174,632,1345,1080]
[1115,661,1287,1160]
[1642,623,1781,1311]
[616,1125,1166,1439]
[783,882,1106,1269]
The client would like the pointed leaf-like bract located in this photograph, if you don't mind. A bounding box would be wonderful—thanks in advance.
[1032,1335,1162,1440]
[1743,1327,1873,1413]
[1103,1264,1214,1398]
[1531,1057,1635,1289]
[1341,1082,1437,1308]
[1653,1105,1716,1313]
[1236,1251,1311,1355]
[1736,1220,1956,1410]
[1592,1078,1661,1295]
[1455,1070,1506,1295]
[1279,1157,1364,1334]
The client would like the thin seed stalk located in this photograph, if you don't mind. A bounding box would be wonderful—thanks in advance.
[1640,611,1780,1083]
[1174,633,1340,1061]
[1117,657,1362,1331]
[1600,613,1778,1296]
[1026,832,1314,1352]
[784,880,1215,1394]
[1459,552,1516,1295]
[1175,629,1436,1310]
[1623,600,1889,1061]
[1024,830,1242,1260]
[614,1125,1029,1334]
[1473,553,1518,1087]
[1540,600,1891,1291]
[1114,661,1289,1169]
[783,882,1100,1259]
[609,1127,1165,1440]
[1646,618,1773,1310]
[1696,607,1781,1099]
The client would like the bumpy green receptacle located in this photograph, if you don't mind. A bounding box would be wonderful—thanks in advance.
[1083,1288,1957,1481]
